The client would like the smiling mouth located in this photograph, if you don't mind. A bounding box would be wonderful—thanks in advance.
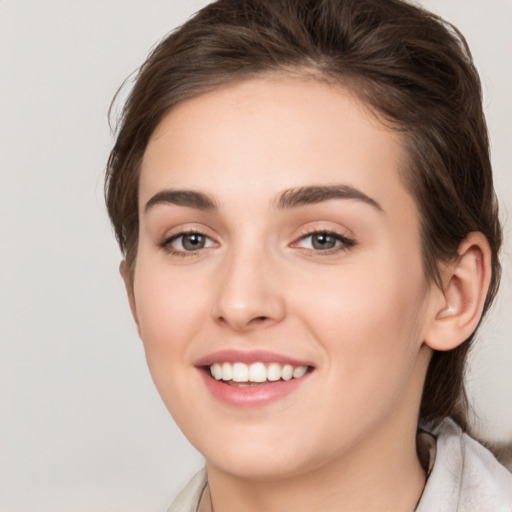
[207,362,313,385]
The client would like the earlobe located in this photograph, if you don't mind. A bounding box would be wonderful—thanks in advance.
[119,260,142,337]
[424,232,492,352]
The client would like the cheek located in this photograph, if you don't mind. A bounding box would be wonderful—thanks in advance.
[294,255,428,389]
[131,263,216,431]
[132,261,208,377]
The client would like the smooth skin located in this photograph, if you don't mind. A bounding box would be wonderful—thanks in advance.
[121,77,491,512]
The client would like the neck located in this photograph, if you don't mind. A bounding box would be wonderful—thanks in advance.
[205,418,426,512]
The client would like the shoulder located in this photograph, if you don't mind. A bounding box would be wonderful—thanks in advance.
[167,468,208,512]
[417,418,512,512]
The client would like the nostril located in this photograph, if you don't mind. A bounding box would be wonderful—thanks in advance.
[253,316,270,324]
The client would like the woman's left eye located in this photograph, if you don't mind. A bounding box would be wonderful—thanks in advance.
[293,231,355,252]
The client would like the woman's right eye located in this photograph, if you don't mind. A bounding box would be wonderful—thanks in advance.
[162,232,215,254]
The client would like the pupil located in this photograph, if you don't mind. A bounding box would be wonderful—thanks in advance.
[183,234,205,250]
[312,233,336,250]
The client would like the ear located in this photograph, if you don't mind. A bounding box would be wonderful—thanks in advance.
[424,232,492,351]
[119,260,142,338]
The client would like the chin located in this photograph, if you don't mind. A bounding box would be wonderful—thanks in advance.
[207,451,310,481]
[197,426,332,481]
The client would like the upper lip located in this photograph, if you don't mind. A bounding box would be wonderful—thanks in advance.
[195,349,314,368]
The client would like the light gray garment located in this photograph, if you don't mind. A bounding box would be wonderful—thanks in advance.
[167,419,512,512]
[415,419,512,511]
[167,470,208,512]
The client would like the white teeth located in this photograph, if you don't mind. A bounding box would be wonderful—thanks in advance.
[281,364,293,381]
[267,362,281,381]
[293,366,307,378]
[221,362,232,381]
[232,362,249,382]
[209,362,309,383]
[212,363,222,380]
[248,362,267,383]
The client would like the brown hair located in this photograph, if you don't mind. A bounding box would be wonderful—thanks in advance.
[105,0,502,428]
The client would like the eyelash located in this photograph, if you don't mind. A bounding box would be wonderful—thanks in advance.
[292,230,356,255]
[159,229,214,257]
[159,229,355,257]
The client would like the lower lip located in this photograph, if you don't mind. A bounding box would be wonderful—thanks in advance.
[199,369,312,407]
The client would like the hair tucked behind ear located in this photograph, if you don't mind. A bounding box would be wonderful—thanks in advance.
[105,0,502,429]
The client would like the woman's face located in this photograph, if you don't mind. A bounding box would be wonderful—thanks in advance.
[127,77,437,479]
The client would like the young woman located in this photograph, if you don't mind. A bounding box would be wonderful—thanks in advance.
[105,0,512,510]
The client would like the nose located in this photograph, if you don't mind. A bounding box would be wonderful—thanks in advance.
[212,247,286,332]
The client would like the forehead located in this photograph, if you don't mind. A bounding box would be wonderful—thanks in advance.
[140,77,413,217]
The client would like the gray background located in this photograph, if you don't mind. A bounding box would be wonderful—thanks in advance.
[1,1,510,511]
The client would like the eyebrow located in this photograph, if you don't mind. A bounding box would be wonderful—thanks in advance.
[144,189,218,212]
[144,185,382,213]
[275,185,383,211]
